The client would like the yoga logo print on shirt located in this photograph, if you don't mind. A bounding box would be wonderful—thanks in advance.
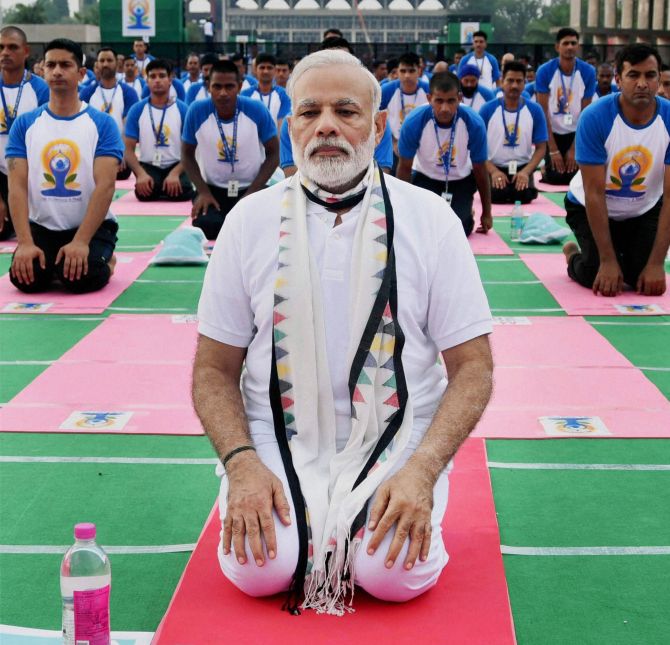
[605,145,652,199]
[435,142,457,168]
[0,105,13,133]
[217,136,239,163]
[41,139,82,198]
[553,87,572,115]
[156,124,171,147]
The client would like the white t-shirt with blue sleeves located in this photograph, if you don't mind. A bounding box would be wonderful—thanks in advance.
[6,105,123,231]
[186,81,209,105]
[122,77,146,99]
[458,53,500,91]
[535,58,596,134]
[80,82,139,135]
[568,95,670,221]
[0,73,49,174]
[278,118,394,171]
[182,96,276,189]
[479,98,548,166]
[461,85,495,112]
[240,85,291,126]
[380,80,431,139]
[125,99,188,168]
[398,104,487,182]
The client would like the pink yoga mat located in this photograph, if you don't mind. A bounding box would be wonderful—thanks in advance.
[0,314,203,435]
[520,253,670,315]
[0,252,154,315]
[111,192,192,217]
[491,317,632,369]
[154,438,515,645]
[468,229,514,255]
[474,193,565,218]
[115,178,137,190]
[473,364,670,439]
[534,172,569,193]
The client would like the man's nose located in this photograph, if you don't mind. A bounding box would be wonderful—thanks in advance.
[314,110,339,137]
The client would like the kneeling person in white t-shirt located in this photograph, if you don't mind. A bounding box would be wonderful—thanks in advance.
[7,38,123,294]
[479,61,548,204]
[397,72,492,236]
[124,59,194,202]
[181,60,279,240]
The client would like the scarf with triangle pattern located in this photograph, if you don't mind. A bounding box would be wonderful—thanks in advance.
[269,162,413,615]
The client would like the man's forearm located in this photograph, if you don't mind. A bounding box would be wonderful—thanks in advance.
[407,349,493,482]
[74,182,116,244]
[646,201,670,266]
[396,158,413,182]
[124,141,144,177]
[526,144,546,173]
[246,154,278,195]
[7,162,33,244]
[182,148,210,194]
[192,361,253,461]
[472,163,491,212]
[584,193,617,262]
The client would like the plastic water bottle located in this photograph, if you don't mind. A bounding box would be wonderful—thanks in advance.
[61,523,111,645]
[510,201,524,242]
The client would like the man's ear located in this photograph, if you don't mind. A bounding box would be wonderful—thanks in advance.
[374,110,386,146]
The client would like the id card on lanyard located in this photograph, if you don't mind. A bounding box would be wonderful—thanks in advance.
[559,67,576,125]
[216,105,239,194]
[149,103,169,165]
[0,71,27,132]
[434,114,458,204]
[100,84,119,114]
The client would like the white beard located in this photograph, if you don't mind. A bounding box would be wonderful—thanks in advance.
[292,128,376,193]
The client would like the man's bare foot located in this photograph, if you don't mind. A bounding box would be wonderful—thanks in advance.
[562,241,579,264]
[108,254,117,277]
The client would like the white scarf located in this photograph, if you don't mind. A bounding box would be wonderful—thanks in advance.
[270,162,414,615]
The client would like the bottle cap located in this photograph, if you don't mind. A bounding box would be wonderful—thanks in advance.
[74,523,96,540]
[514,200,521,205]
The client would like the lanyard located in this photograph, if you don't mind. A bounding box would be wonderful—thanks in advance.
[559,65,576,112]
[259,90,273,113]
[433,114,458,190]
[148,102,169,146]
[474,55,486,76]
[0,70,28,130]
[216,106,239,173]
[400,89,418,124]
[100,84,119,113]
[501,98,523,147]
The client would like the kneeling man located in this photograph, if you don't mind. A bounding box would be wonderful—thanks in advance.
[7,38,123,294]
[192,50,494,615]
[564,44,670,297]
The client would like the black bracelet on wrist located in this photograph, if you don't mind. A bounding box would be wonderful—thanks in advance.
[222,445,256,469]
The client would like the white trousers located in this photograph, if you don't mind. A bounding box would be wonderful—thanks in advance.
[217,427,450,603]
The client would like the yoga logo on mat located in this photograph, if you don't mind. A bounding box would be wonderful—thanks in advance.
[606,146,651,199]
[3,302,52,313]
[40,139,81,198]
[614,303,665,315]
[60,411,133,431]
[217,137,239,163]
[435,142,456,168]
[540,416,610,436]
[127,0,151,30]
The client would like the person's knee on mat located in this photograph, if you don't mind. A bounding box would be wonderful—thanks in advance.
[58,260,111,294]
[9,258,52,293]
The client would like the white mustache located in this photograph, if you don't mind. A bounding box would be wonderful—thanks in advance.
[305,137,353,159]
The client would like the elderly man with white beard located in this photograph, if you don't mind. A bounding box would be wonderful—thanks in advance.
[191,49,494,616]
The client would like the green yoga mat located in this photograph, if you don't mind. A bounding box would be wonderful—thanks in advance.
[0,552,190,631]
[504,555,670,645]
[115,216,185,251]
[0,433,215,459]
[0,462,217,545]
[110,264,205,313]
[490,468,670,546]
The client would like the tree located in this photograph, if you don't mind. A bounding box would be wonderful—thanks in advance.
[3,1,47,23]
[74,1,100,25]
[524,0,570,43]
[492,0,542,44]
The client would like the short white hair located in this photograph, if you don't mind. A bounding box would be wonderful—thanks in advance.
[287,50,381,112]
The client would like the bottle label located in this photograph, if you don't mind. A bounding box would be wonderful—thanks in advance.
[74,584,111,645]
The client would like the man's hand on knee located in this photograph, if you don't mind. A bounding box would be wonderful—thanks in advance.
[223,453,291,567]
[637,263,667,296]
[593,259,623,297]
[366,466,434,571]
